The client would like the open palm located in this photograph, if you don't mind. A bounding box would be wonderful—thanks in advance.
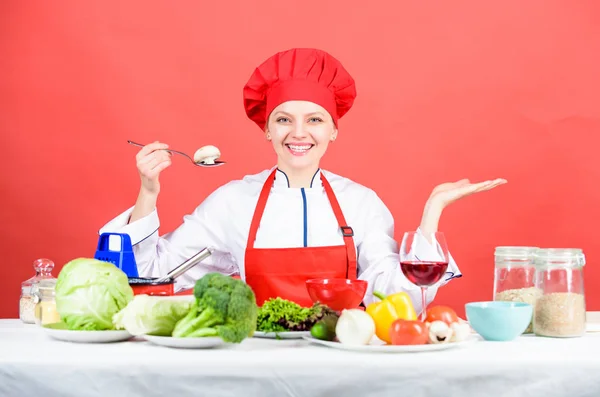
[429,178,507,208]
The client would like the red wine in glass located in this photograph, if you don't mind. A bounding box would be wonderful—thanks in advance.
[399,231,450,321]
[400,261,449,287]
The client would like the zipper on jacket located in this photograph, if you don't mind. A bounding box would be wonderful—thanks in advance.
[301,188,308,247]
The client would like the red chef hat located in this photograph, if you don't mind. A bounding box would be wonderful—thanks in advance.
[243,48,357,130]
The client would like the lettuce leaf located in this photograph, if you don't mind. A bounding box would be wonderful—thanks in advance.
[257,298,336,332]
[113,295,192,336]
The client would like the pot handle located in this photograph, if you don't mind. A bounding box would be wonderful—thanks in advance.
[154,248,212,283]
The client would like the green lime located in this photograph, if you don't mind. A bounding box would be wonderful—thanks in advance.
[310,321,335,341]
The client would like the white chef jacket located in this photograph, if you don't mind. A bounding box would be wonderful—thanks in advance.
[99,167,462,312]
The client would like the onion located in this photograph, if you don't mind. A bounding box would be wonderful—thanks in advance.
[335,309,375,345]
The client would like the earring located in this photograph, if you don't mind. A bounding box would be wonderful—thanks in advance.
[266,134,271,141]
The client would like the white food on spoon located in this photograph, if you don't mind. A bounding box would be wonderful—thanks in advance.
[193,145,221,164]
[335,309,375,345]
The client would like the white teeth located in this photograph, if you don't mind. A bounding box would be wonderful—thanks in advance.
[288,145,311,151]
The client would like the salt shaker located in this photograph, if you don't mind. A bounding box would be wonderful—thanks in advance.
[20,258,56,324]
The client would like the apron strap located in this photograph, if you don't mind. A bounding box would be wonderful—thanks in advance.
[246,169,358,279]
[246,169,277,250]
[320,175,358,280]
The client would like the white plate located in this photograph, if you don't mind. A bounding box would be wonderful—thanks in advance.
[254,331,311,339]
[303,335,476,353]
[42,323,133,343]
[586,322,600,333]
[143,334,225,349]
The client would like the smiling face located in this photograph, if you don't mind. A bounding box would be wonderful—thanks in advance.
[266,100,337,173]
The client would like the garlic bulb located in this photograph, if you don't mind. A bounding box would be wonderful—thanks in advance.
[450,321,471,342]
[428,320,453,344]
[193,145,221,164]
[335,309,375,345]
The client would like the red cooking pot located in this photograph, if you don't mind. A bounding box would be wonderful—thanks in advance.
[128,277,175,296]
[128,248,212,296]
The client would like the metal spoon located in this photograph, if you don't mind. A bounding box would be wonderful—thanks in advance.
[154,247,213,283]
[127,140,226,167]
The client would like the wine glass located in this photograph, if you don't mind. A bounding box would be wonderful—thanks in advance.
[399,231,450,321]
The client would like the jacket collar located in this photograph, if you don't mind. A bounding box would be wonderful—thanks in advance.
[273,168,322,188]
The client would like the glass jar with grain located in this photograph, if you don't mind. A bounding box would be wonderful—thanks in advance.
[533,248,586,338]
[20,258,56,324]
[33,278,60,326]
[493,246,540,333]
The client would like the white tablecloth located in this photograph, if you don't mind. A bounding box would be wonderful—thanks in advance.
[1,319,599,397]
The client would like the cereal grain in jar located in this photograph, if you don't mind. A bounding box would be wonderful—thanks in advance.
[533,248,586,338]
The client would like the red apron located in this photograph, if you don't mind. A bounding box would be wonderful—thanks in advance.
[244,169,358,307]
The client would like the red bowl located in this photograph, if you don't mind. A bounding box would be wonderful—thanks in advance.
[305,278,368,311]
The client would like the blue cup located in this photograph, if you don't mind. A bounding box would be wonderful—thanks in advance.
[465,301,533,341]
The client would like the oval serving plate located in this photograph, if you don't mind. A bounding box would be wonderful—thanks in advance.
[253,331,311,339]
[142,334,226,349]
[42,322,133,343]
[302,335,477,353]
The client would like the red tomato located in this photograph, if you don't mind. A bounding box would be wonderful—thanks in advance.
[389,319,428,345]
[425,305,459,325]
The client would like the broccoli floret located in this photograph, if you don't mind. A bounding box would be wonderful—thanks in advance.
[217,278,259,342]
[171,288,229,338]
[171,273,258,343]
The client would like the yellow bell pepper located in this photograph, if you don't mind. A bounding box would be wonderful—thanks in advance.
[366,291,417,344]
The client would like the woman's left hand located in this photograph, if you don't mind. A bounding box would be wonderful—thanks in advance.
[419,178,507,235]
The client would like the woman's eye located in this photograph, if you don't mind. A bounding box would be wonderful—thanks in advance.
[308,117,323,123]
[276,117,290,123]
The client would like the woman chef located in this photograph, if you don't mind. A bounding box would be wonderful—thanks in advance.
[100,48,506,312]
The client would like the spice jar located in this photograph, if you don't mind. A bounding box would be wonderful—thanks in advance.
[493,246,540,333]
[533,248,586,338]
[33,279,60,326]
[20,258,56,324]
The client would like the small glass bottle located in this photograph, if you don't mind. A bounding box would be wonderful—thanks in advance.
[533,248,586,338]
[493,246,540,333]
[19,258,56,324]
[34,279,60,326]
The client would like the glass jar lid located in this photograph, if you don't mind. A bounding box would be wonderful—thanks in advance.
[32,279,57,301]
[37,278,56,291]
[495,246,539,258]
[21,258,56,294]
[534,248,585,268]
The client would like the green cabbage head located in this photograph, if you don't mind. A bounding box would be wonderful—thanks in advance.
[55,258,134,330]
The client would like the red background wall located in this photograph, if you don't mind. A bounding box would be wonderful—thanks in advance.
[1,1,599,318]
